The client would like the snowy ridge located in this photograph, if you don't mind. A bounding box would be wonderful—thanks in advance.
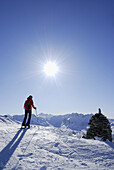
[0,114,114,170]
[0,115,20,125]
[12,112,114,131]
[12,113,93,130]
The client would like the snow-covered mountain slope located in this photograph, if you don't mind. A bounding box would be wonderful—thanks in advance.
[12,112,114,131]
[0,115,114,170]
[12,113,93,130]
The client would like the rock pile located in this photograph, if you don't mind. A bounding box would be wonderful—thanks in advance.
[83,108,112,142]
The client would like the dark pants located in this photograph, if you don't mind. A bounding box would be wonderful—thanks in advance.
[22,110,31,126]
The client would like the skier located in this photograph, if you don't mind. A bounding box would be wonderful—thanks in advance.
[22,95,36,128]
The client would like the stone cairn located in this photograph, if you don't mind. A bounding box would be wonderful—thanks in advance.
[83,108,112,142]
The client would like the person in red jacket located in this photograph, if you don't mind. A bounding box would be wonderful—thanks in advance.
[22,95,36,128]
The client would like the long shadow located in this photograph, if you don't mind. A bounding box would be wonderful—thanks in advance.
[0,128,27,169]
[105,140,114,149]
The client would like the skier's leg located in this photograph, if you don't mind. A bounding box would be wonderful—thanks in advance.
[26,110,31,126]
[22,110,28,126]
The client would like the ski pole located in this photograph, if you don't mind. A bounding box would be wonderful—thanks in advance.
[35,108,39,125]
[35,108,37,117]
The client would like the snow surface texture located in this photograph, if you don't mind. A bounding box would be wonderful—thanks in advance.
[0,113,114,170]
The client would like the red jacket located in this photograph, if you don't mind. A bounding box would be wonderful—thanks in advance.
[24,98,36,110]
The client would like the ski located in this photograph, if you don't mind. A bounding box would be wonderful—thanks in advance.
[20,125,38,129]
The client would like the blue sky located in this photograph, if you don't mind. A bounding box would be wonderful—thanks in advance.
[0,0,114,118]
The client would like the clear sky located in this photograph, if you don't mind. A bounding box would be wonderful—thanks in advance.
[0,0,114,118]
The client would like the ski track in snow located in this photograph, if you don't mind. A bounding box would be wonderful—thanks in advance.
[0,116,114,170]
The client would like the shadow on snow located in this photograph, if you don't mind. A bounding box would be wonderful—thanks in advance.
[0,128,27,169]
[105,140,114,149]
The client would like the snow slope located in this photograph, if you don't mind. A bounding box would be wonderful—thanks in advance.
[0,115,114,170]
[12,113,93,130]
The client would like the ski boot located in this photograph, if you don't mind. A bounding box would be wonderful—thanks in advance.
[26,124,30,128]
[21,124,26,128]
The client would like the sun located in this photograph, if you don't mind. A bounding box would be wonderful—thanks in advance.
[43,61,59,76]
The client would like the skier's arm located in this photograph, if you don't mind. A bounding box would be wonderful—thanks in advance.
[31,100,36,109]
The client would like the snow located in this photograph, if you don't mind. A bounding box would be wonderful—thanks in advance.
[12,113,93,130]
[0,114,114,170]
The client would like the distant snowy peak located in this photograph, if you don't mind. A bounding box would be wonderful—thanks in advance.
[0,115,20,125]
[62,113,93,130]
[11,112,93,130]
[1,113,113,132]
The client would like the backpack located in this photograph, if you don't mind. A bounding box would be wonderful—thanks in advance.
[25,100,31,110]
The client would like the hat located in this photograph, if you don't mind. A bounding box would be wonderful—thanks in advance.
[29,95,33,99]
